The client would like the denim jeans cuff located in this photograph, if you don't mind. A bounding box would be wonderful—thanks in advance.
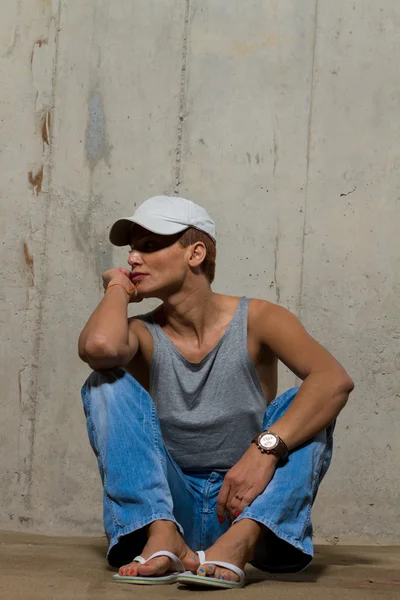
[107,513,184,557]
[233,512,313,558]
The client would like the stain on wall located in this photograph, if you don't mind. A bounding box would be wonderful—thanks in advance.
[28,166,43,195]
[41,109,51,145]
[85,89,111,170]
[23,243,34,287]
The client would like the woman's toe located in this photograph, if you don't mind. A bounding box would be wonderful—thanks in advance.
[220,567,238,582]
[119,562,138,576]
[197,563,216,577]
[185,555,199,572]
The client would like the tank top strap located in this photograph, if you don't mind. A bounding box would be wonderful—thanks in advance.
[225,296,251,349]
[136,310,164,373]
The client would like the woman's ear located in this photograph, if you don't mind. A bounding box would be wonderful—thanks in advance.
[187,242,207,269]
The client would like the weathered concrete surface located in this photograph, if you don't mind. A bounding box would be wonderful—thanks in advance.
[299,0,400,545]
[0,0,62,533]
[0,0,399,544]
[1,532,400,600]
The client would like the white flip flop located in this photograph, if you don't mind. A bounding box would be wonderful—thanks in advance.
[112,550,185,585]
[177,550,246,589]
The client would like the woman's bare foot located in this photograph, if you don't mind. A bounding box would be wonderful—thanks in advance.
[118,520,198,577]
[197,519,265,582]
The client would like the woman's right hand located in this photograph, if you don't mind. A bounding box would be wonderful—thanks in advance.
[102,268,143,303]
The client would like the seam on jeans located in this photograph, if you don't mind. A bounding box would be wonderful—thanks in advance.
[150,394,159,449]
[82,386,121,530]
[148,389,165,469]
[201,478,211,549]
[107,513,183,557]
[166,453,198,501]
[234,513,313,557]
[203,478,210,513]
[148,389,178,487]
[147,323,160,398]
[200,475,215,548]
[201,509,207,550]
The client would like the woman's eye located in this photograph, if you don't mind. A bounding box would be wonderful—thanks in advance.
[129,240,157,253]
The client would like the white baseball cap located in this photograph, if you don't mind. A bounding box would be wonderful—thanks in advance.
[109,195,216,246]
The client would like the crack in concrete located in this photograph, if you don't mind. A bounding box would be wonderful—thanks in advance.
[298,0,319,319]
[340,186,356,197]
[22,0,63,511]
[273,131,278,178]
[174,0,190,194]
[274,223,281,305]
[3,0,21,58]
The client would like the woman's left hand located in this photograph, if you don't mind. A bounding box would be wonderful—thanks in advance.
[216,444,279,522]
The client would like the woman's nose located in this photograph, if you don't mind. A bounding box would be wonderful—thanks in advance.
[127,250,143,267]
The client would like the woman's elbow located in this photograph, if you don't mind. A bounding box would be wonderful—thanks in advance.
[340,372,355,394]
[334,373,355,408]
[79,336,126,370]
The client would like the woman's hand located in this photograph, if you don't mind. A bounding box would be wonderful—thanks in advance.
[216,444,279,522]
[102,268,142,303]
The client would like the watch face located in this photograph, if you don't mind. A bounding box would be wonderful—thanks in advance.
[259,433,278,450]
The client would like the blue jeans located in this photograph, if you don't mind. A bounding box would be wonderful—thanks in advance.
[81,368,334,573]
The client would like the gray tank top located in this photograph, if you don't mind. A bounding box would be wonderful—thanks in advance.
[140,297,267,471]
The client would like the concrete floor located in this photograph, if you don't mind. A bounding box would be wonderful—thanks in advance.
[0,532,399,600]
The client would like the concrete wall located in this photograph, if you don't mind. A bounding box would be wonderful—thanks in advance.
[1,0,399,544]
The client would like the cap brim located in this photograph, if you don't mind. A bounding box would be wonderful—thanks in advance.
[109,216,189,247]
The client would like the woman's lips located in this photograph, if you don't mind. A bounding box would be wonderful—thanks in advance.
[131,273,148,283]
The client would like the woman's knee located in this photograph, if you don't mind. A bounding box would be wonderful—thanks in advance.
[81,368,151,415]
[82,367,126,390]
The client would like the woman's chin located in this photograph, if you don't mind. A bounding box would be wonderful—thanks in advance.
[134,286,157,299]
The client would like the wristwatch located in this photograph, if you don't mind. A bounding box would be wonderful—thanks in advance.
[251,430,289,462]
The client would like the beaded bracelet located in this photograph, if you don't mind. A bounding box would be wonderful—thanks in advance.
[105,282,136,296]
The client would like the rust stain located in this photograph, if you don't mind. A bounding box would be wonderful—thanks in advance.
[23,243,33,267]
[41,110,51,144]
[23,243,34,287]
[31,38,48,65]
[28,166,43,195]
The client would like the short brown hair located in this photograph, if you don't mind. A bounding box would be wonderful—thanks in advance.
[178,227,216,283]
